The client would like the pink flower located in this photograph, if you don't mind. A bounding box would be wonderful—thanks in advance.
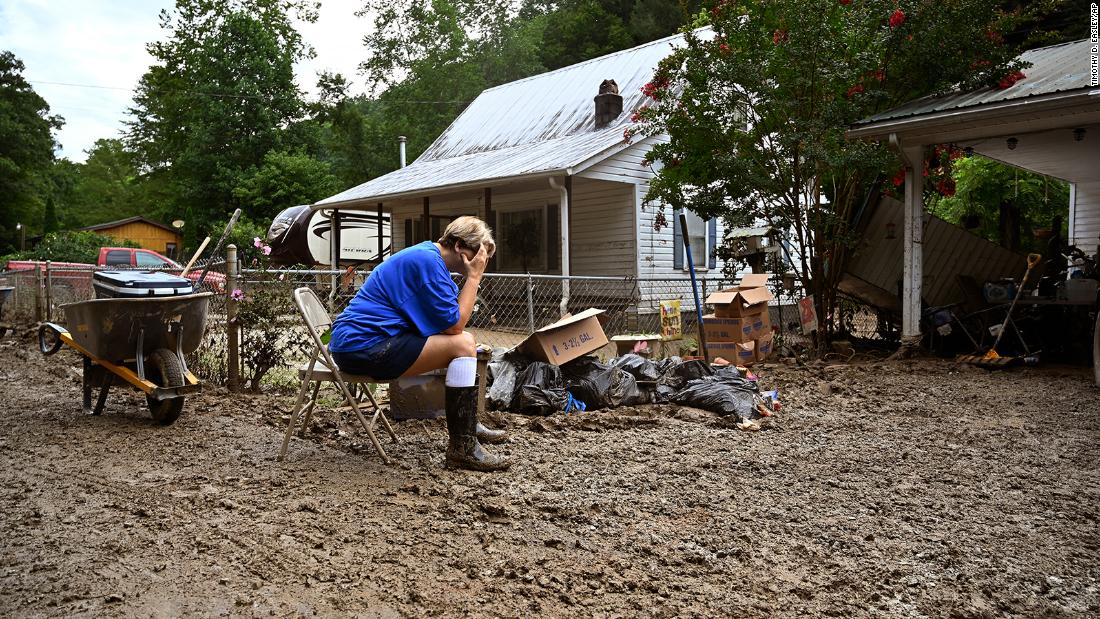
[253,237,263,248]
[889,8,905,28]
[997,70,1026,90]
[261,245,272,256]
[230,288,245,301]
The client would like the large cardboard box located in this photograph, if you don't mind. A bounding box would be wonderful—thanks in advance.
[706,340,757,366]
[706,273,774,318]
[519,308,609,365]
[702,312,771,343]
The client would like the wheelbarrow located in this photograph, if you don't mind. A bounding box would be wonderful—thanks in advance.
[37,292,213,424]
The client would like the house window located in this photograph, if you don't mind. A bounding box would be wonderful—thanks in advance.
[683,210,709,270]
[673,209,717,271]
[406,214,469,248]
[498,207,547,272]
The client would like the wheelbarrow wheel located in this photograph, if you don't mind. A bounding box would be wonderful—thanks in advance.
[146,348,184,425]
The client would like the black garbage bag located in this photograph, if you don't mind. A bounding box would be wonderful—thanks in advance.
[511,361,568,415]
[514,384,570,415]
[561,355,651,409]
[486,348,529,410]
[671,370,759,420]
[611,353,661,381]
[653,358,714,402]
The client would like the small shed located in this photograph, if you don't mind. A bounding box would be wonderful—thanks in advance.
[80,216,183,259]
[848,39,1100,340]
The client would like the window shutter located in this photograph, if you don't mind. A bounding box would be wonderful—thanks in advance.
[708,217,717,269]
[547,204,560,273]
[672,208,683,270]
[404,219,413,249]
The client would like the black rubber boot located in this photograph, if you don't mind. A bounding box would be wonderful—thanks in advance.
[445,386,512,472]
[476,422,509,445]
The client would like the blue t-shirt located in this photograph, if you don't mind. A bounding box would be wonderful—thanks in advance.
[329,242,460,352]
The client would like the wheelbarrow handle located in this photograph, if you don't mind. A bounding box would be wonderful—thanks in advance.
[38,322,67,356]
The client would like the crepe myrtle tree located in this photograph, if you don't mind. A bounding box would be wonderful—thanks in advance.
[631,0,1042,344]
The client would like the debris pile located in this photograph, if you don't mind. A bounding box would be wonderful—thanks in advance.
[487,350,779,423]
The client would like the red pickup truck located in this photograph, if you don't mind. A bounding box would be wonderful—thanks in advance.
[5,247,226,292]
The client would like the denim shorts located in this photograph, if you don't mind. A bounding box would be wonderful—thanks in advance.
[331,332,427,381]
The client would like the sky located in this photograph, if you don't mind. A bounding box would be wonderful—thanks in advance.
[0,0,370,163]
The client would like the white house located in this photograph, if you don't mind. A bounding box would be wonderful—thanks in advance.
[312,31,728,314]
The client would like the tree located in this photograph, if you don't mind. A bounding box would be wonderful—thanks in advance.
[0,51,63,252]
[126,0,317,246]
[634,0,1042,343]
[232,150,342,221]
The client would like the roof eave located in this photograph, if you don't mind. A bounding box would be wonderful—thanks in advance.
[847,89,1100,141]
[312,167,574,211]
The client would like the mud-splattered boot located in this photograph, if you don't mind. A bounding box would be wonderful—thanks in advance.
[475,422,508,445]
[444,385,512,472]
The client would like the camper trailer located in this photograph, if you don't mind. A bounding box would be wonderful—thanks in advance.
[266,205,391,266]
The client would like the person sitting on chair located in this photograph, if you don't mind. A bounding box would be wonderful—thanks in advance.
[328,216,510,472]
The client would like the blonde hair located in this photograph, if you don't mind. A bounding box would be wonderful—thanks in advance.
[439,216,496,258]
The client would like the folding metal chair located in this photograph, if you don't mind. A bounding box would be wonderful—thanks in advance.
[278,287,398,464]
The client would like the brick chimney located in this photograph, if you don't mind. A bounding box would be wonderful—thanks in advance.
[594,79,623,128]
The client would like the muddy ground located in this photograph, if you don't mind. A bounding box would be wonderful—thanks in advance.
[1,336,1098,618]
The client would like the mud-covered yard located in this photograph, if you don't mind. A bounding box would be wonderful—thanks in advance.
[1,336,1098,618]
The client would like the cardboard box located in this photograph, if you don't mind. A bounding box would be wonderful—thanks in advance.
[755,332,774,361]
[519,308,609,365]
[702,311,770,343]
[706,273,774,318]
[706,340,757,366]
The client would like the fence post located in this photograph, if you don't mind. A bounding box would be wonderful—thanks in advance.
[34,264,44,323]
[226,244,240,392]
[45,261,53,322]
[526,273,535,333]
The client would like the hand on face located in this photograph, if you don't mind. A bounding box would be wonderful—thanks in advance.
[461,244,489,279]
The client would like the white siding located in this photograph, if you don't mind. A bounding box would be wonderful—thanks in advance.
[1071,180,1100,254]
[570,178,635,276]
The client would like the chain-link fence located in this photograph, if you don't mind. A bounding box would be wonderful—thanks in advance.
[2,257,818,391]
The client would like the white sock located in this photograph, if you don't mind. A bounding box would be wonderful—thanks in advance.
[445,356,477,388]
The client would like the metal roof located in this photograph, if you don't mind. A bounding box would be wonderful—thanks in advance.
[854,39,1094,126]
[318,30,695,206]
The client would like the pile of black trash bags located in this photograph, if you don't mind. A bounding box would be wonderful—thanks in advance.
[486,350,762,422]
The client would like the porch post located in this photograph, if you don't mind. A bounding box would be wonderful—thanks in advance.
[900,141,924,339]
[484,188,495,272]
[377,202,384,262]
[549,176,570,316]
[422,197,430,243]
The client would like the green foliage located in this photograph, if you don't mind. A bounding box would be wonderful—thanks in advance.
[126,0,317,246]
[635,0,1045,339]
[537,0,634,69]
[4,230,140,264]
[233,150,342,222]
[42,197,60,234]
[0,51,63,252]
[929,156,1070,251]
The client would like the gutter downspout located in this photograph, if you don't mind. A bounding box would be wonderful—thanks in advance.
[889,133,924,342]
[549,175,570,317]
